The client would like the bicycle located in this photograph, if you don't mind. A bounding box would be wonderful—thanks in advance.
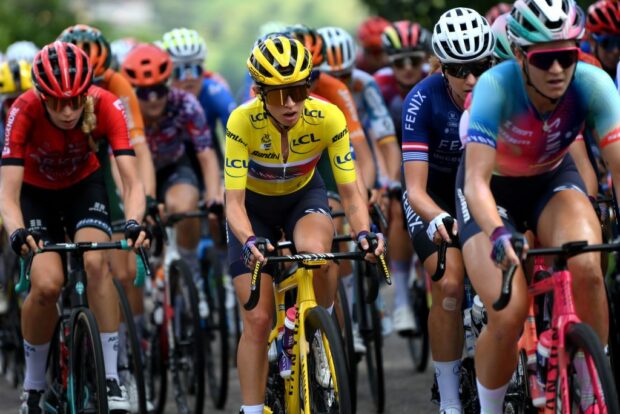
[497,238,620,413]
[0,243,24,389]
[15,240,149,413]
[245,238,391,414]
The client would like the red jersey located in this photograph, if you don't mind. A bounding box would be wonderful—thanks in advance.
[2,86,134,189]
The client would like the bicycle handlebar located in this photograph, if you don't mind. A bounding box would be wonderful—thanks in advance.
[15,241,151,294]
[431,217,457,282]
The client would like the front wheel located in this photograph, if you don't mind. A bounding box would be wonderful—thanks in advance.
[68,308,108,414]
[558,322,620,413]
[407,276,429,373]
[301,306,352,414]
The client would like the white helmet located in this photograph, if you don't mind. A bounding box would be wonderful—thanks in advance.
[318,26,356,74]
[110,37,138,69]
[5,41,39,63]
[432,8,495,63]
[162,28,207,64]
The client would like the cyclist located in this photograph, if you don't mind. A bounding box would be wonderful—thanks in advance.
[109,37,138,71]
[491,13,516,61]
[320,25,415,334]
[58,24,156,412]
[0,41,149,413]
[485,3,513,25]
[586,0,620,80]
[162,27,236,170]
[4,41,39,64]
[458,0,620,411]
[375,21,433,141]
[356,16,391,74]
[402,8,495,414]
[1,60,33,146]
[225,35,384,414]
[121,43,222,296]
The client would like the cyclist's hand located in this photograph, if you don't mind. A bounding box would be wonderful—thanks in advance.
[427,213,458,245]
[356,231,386,262]
[124,219,152,250]
[205,194,224,219]
[9,228,42,256]
[489,226,527,270]
[241,236,274,269]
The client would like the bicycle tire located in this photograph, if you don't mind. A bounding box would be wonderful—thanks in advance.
[504,350,537,414]
[169,258,205,414]
[460,357,480,414]
[335,278,358,413]
[114,278,147,414]
[559,322,620,413]
[302,306,352,414]
[407,277,430,373]
[43,319,65,412]
[145,321,167,414]
[606,279,620,399]
[68,308,108,414]
[201,248,229,409]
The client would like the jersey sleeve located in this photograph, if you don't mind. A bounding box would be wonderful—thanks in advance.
[466,70,506,149]
[325,105,356,185]
[203,79,236,130]
[224,108,250,190]
[362,79,396,142]
[579,63,620,149]
[401,83,433,162]
[183,93,213,152]
[107,72,145,145]
[97,91,135,157]
[1,98,32,166]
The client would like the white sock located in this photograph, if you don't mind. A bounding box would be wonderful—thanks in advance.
[574,352,594,410]
[23,340,50,391]
[341,273,355,317]
[391,260,410,309]
[476,380,509,414]
[101,332,119,381]
[435,360,462,411]
[241,404,264,414]
[326,303,334,315]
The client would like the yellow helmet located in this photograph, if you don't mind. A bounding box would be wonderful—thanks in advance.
[0,60,33,95]
[247,35,312,86]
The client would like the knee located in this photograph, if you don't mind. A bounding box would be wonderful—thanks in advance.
[434,278,463,312]
[243,309,273,345]
[571,256,604,289]
[297,240,329,255]
[486,302,528,344]
[31,276,63,307]
[84,254,108,283]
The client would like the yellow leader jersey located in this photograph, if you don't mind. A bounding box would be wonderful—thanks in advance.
[224,96,356,196]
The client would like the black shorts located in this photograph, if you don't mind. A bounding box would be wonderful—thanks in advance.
[456,154,587,245]
[20,169,112,243]
[226,172,332,278]
[402,188,459,263]
[156,155,199,202]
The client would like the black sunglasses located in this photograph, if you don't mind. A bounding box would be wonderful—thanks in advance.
[135,83,169,101]
[526,47,579,71]
[443,58,494,79]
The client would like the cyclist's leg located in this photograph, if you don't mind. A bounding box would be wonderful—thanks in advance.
[536,189,607,341]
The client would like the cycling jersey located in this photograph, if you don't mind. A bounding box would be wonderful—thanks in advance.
[196,76,236,163]
[144,87,212,170]
[374,67,405,141]
[349,69,396,143]
[1,87,133,189]
[224,96,355,196]
[466,60,620,177]
[98,68,145,144]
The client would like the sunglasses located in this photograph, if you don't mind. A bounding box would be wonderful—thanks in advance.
[526,47,579,71]
[390,55,424,69]
[135,83,169,101]
[593,34,620,52]
[262,84,309,106]
[172,63,204,81]
[443,58,494,79]
[42,94,86,111]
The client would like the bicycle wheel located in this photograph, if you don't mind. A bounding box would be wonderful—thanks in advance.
[460,357,480,414]
[301,306,352,414]
[201,248,229,409]
[606,279,620,399]
[169,258,205,414]
[335,278,357,414]
[68,308,108,414]
[407,276,430,373]
[504,350,537,414]
[144,320,167,414]
[558,322,620,413]
[114,278,147,414]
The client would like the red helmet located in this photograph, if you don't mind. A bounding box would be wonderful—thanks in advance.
[485,3,512,25]
[357,16,390,49]
[381,21,432,55]
[587,0,620,35]
[121,43,172,87]
[32,41,92,98]
[58,24,112,78]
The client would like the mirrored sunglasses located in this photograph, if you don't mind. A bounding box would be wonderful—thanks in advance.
[262,84,309,106]
[172,63,204,81]
[135,83,169,101]
[526,47,579,71]
[42,94,86,111]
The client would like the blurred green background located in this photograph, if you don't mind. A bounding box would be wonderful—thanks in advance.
[0,0,594,97]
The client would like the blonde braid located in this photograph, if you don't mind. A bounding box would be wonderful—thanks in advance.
[81,96,99,152]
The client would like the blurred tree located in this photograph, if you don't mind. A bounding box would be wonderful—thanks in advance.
[0,0,77,50]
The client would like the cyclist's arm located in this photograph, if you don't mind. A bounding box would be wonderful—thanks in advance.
[0,165,25,235]
[377,136,401,181]
[225,189,255,243]
[568,136,598,197]
[133,140,156,198]
[338,180,370,235]
[404,161,446,223]
[115,155,146,222]
[352,136,376,189]
[196,148,223,204]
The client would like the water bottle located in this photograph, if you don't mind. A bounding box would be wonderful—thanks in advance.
[536,330,552,394]
[282,306,296,354]
[269,327,282,363]
[463,310,476,358]
[470,295,486,338]
[523,309,545,407]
